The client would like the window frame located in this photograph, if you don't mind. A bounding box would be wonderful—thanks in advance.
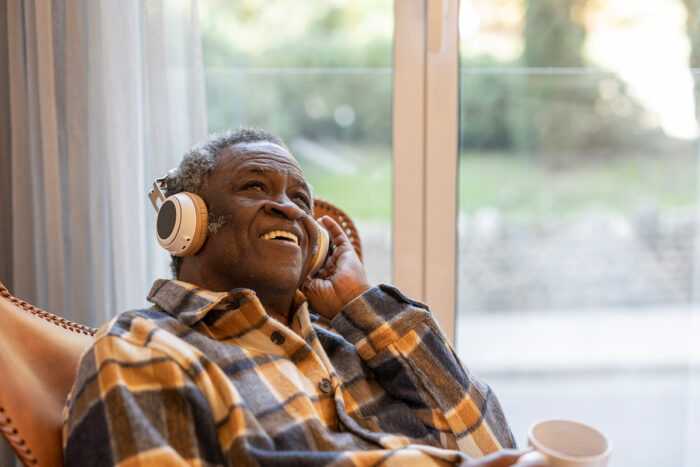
[393,0,459,342]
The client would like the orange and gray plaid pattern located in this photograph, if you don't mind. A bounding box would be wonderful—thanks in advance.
[62,280,514,466]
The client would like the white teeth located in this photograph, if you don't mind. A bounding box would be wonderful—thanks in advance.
[260,230,298,245]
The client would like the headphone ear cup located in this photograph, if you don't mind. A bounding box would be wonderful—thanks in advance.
[183,192,208,256]
[155,192,208,257]
[308,222,330,276]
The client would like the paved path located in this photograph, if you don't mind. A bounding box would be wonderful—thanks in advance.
[456,306,700,467]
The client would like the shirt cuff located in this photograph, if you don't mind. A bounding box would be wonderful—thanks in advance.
[330,284,432,352]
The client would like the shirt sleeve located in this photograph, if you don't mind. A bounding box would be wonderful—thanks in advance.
[61,328,225,467]
[329,284,516,457]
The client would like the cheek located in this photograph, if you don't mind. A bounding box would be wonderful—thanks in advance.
[211,208,247,237]
[203,224,243,255]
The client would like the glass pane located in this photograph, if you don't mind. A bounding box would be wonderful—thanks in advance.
[199,0,393,284]
[457,1,700,465]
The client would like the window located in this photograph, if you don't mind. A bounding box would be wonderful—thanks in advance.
[457,1,700,465]
[198,1,700,464]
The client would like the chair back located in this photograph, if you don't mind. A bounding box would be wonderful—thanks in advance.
[0,283,95,466]
[314,198,363,261]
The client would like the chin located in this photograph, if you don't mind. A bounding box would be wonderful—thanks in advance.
[255,269,304,293]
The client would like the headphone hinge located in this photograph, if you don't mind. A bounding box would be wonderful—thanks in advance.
[148,176,168,213]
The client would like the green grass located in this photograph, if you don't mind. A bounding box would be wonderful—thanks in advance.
[459,152,697,221]
[302,146,392,221]
[299,146,698,223]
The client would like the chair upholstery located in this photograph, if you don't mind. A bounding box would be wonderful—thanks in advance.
[0,198,361,466]
[0,283,96,466]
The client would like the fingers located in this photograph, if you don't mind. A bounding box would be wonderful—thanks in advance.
[467,449,548,467]
[514,450,549,467]
[479,449,524,467]
[306,215,371,311]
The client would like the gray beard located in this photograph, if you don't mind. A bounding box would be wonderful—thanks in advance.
[207,213,231,236]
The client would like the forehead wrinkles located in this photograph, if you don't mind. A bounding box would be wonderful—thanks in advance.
[230,141,299,164]
[224,142,301,170]
[232,154,305,182]
[246,165,307,188]
[212,148,310,196]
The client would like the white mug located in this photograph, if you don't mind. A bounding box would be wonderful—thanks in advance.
[520,419,612,467]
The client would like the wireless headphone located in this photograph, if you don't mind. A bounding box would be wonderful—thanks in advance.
[148,172,331,275]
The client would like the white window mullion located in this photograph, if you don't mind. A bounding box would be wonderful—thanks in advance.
[393,0,459,343]
[424,0,459,343]
[393,0,427,301]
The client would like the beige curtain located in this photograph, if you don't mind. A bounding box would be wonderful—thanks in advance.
[0,0,207,464]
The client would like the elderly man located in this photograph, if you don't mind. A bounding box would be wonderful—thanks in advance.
[62,128,540,466]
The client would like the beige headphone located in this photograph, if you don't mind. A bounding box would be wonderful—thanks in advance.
[148,173,331,274]
[148,173,208,257]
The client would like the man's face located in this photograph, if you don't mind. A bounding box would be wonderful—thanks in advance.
[196,141,318,293]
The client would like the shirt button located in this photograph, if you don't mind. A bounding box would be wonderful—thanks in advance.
[318,378,332,393]
[270,331,285,345]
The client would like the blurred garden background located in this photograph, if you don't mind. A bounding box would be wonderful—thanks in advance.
[198,0,700,309]
[198,1,700,464]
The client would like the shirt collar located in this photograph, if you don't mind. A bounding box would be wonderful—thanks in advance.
[147,279,309,330]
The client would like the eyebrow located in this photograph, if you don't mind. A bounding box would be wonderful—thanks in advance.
[247,166,311,195]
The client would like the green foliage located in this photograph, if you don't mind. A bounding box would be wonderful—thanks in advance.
[200,0,392,68]
[460,64,652,166]
[523,0,585,67]
[201,0,392,148]
[200,0,684,189]
[204,71,392,147]
[682,0,700,67]
[460,1,655,167]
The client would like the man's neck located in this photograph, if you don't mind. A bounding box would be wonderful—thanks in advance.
[256,290,296,326]
[177,264,297,326]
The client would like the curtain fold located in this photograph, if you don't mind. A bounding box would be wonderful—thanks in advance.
[1,0,206,463]
[0,1,12,296]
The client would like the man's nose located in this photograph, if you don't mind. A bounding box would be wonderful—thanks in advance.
[263,196,305,220]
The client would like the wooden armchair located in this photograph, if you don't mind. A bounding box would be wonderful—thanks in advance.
[0,199,361,466]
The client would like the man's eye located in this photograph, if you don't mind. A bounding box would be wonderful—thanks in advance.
[293,193,311,208]
[241,181,265,191]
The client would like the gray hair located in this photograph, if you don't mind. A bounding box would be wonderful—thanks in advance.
[166,127,288,278]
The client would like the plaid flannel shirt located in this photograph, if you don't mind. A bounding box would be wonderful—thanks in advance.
[62,280,514,466]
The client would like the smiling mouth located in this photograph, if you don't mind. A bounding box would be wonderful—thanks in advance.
[259,230,299,245]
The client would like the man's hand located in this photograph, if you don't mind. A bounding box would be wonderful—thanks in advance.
[463,449,549,467]
[301,215,371,319]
